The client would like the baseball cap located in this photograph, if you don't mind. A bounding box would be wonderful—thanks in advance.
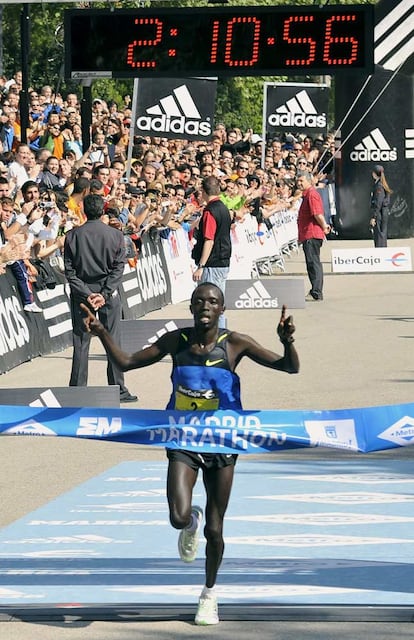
[373,164,384,175]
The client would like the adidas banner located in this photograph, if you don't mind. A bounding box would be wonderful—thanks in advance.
[335,0,414,239]
[265,82,329,138]
[133,78,217,141]
[0,268,72,375]
[119,233,171,320]
[1,402,414,455]
[335,66,414,239]
[0,386,120,408]
[225,279,305,310]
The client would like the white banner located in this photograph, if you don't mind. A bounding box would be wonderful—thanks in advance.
[157,208,299,290]
[160,227,194,303]
[332,247,412,272]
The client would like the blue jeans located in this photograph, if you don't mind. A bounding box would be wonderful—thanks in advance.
[201,266,229,328]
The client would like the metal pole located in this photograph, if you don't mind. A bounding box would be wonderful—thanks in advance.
[80,79,92,151]
[20,3,30,144]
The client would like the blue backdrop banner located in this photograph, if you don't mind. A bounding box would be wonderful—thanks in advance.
[0,403,414,454]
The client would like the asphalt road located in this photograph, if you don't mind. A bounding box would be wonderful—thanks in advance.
[1,237,414,639]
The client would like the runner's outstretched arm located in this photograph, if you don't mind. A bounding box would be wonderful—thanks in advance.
[80,302,168,370]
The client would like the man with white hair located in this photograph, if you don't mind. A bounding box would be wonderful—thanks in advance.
[296,171,331,301]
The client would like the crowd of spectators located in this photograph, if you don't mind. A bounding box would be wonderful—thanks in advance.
[0,73,337,310]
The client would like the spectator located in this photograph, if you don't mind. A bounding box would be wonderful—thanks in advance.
[1,190,43,312]
[67,177,90,226]
[297,172,331,302]
[369,164,392,248]
[37,155,63,191]
[7,143,30,189]
[191,176,232,321]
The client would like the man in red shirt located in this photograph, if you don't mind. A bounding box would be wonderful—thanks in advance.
[297,172,330,301]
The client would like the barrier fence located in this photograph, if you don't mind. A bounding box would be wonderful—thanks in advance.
[0,209,298,375]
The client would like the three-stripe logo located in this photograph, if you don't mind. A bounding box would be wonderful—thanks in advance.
[235,281,278,309]
[268,90,327,129]
[136,84,211,137]
[350,127,397,162]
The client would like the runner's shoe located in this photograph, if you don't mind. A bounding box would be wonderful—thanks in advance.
[178,505,203,563]
[195,592,219,625]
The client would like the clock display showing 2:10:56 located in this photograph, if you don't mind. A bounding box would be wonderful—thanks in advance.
[66,6,374,78]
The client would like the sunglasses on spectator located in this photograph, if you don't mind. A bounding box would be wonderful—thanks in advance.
[237,182,248,186]
[238,165,249,170]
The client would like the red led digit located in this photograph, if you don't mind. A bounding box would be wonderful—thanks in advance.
[323,15,358,65]
[223,17,260,67]
[283,16,316,66]
[126,18,163,68]
[210,20,220,63]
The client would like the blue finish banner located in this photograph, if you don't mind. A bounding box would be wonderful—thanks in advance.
[0,403,414,454]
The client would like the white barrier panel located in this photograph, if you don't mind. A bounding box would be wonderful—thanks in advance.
[228,210,299,279]
[160,227,194,303]
[332,247,412,273]
[228,222,254,279]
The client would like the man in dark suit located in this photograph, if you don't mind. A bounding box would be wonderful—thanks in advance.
[64,194,137,403]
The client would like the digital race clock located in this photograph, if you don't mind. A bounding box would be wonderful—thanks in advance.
[65,5,374,79]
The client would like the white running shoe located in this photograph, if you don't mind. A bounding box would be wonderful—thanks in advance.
[23,302,42,313]
[178,505,203,563]
[195,593,219,626]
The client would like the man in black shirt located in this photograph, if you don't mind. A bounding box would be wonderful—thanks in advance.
[191,176,232,304]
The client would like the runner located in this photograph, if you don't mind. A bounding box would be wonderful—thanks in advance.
[80,282,299,625]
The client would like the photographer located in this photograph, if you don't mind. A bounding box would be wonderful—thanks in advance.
[29,191,65,279]
[89,131,110,166]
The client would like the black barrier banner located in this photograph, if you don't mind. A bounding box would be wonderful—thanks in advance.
[225,279,305,310]
[265,82,329,138]
[119,233,171,320]
[0,268,73,375]
[133,77,216,141]
[0,386,120,408]
[33,272,73,356]
[0,269,32,374]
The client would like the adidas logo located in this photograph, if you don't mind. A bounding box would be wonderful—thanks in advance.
[235,281,278,309]
[143,320,179,349]
[268,90,326,129]
[137,84,211,137]
[29,389,61,408]
[350,128,397,162]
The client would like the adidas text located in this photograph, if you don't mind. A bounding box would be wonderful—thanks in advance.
[235,298,278,309]
[350,148,397,162]
[0,294,30,356]
[136,115,211,137]
[268,113,326,129]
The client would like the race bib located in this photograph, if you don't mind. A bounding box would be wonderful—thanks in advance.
[174,385,219,411]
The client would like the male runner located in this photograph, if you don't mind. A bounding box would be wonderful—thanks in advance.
[81,282,299,625]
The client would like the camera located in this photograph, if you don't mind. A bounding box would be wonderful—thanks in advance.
[40,201,55,210]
